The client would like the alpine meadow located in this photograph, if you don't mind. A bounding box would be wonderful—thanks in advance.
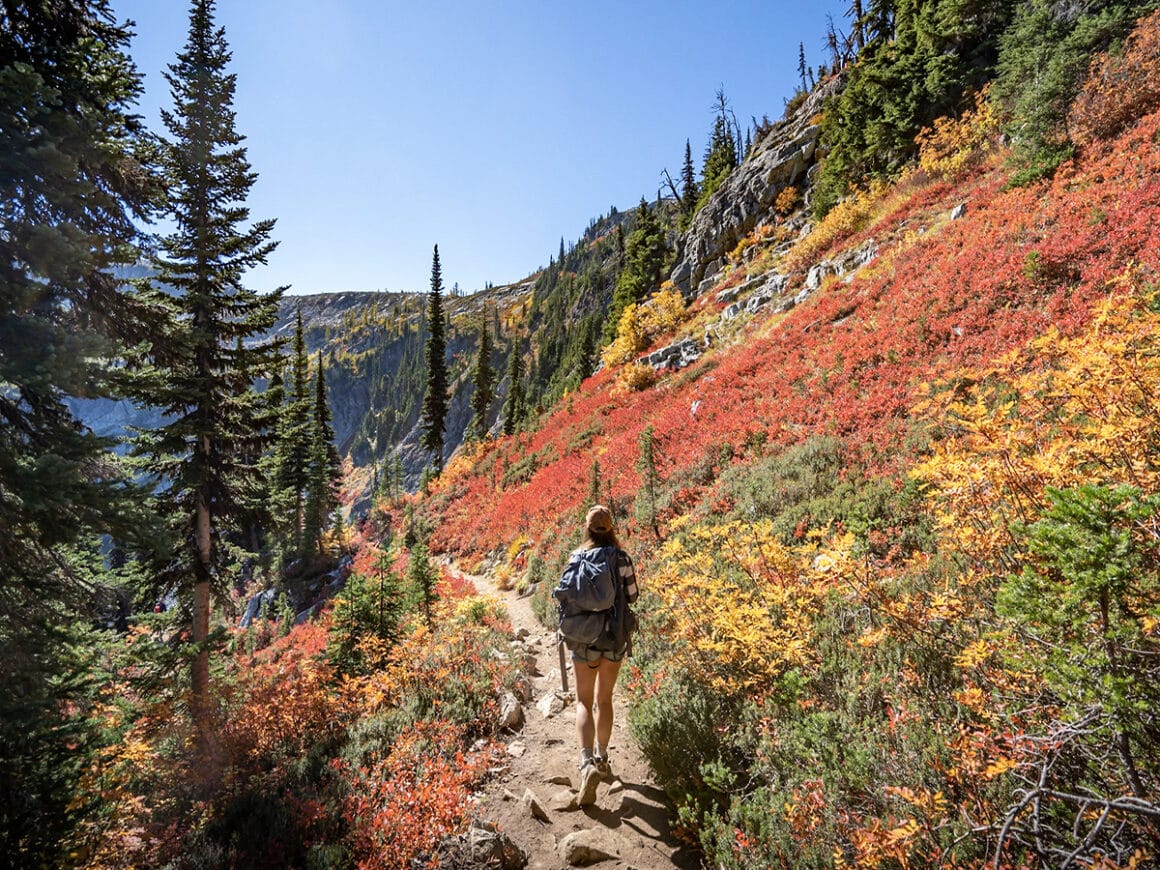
[3,1,1160,868]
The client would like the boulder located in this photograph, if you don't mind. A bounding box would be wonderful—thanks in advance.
[436,819,527,870]
[639,337,701,372]
[558,828,621,865]
[536,691,569,718]
[499,692,525,731]
[550,788,580,812]
[238,588,276,628]
[521,788,550,823]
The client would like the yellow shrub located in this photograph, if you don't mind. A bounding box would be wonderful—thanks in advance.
[615,361,657,393]
[639,286,686,335]
[915,86,997,180]
[912,268,1160,564]
[782,180,888,273]
[601,289,688,369]
[649,519,853,693]
[601,304,644,367]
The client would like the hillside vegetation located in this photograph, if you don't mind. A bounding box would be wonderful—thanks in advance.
[414,10,1160,867]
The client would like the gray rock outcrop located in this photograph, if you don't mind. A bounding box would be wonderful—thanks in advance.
[638,337,701,371]
[671,77,844,298]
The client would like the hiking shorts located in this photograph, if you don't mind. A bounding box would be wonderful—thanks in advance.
[571,640,630,666]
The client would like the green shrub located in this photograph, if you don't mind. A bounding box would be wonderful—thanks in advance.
[716,436,932,556]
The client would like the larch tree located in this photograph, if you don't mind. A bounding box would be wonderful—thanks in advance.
[0,0,164,855]
[136,0,284,740]
[419,244,448,471]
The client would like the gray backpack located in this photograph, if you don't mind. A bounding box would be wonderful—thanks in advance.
[554,546,618,646]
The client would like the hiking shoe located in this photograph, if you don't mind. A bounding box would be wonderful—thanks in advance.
[594,756,612,780]
[578,761,600,806]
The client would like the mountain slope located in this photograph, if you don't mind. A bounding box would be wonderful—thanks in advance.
[414,56,1160,867]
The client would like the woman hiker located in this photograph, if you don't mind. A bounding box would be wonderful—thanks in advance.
[563,505,638,806]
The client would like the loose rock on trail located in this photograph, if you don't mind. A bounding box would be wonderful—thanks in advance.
[458,567,699,869]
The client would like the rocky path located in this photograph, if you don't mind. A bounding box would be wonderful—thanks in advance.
[458,567,699,869]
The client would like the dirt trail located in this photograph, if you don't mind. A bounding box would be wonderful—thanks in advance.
[460,567,699,869]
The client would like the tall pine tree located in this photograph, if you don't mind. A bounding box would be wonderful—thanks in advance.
[138,0,284,739]
[468,312,496,441]
[502,338,525,436]
[302,352,342,557]
[699,89,739,208]
[680,139,699,226]
[275,308,312,554]
[0,1,164,857]
[419,244,448,471]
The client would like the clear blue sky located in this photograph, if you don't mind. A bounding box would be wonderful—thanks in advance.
[110,0,848,296]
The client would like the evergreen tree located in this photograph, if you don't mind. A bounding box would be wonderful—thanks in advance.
[588,458,602,509]
[328,548,405,674]
[0,1,163,856]
[605,198,669,341]
[635,425,661,538]
[864,0,895,45]
[680,139,699,225]
[275,309,312,552]
[420,244,448,471]
[502,338,525,436]
[848,0,867,52]
[993,0,1150,183]
[798,41,809,90]
[408,540,437,628]
[699,89,739,208]
[468,313,496,440]
[302,353,342,557]
[577,320,598,382]
[137,0,284,737]
[814,0,1012,215]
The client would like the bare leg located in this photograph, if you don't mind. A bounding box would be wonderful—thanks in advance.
[574,658,598,753]
[593,658,622,753]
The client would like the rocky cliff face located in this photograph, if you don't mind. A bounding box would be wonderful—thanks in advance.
[670,77,843,297]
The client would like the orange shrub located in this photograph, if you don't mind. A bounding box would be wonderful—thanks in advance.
[1069,9,1160,146]
[775,185,801,216]
[341,720,498,868]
